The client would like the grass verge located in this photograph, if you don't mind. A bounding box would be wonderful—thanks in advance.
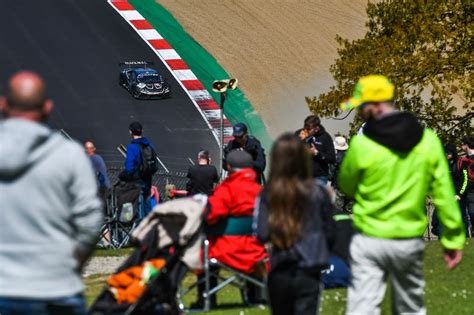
[92,248,134,257]
[85,241,473,314]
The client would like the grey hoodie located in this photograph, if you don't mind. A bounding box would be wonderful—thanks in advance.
[0,118,102,299]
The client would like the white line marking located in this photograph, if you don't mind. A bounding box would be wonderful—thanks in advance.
[117,145,127,158]
[60,129,72,140]
[156,156,170,173]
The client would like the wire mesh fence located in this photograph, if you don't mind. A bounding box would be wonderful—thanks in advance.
[107,167,189,201]
[97,168,190,248]
[334,189,438,241]
[105,167,441,244]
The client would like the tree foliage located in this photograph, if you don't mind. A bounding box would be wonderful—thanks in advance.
[306,0,473,142]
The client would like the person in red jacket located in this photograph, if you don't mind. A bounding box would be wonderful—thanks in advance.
[207,150,267,272]
[192,150,267,308]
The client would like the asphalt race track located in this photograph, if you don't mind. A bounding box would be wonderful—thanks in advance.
[0,0,220,171]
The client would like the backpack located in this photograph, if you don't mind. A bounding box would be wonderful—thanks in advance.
[138,144,159,178]
[457,156,474,184]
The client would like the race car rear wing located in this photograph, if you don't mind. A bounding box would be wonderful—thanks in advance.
[119,61,154,68]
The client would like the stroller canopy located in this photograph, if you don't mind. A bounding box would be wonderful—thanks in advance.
[132,195,207,270]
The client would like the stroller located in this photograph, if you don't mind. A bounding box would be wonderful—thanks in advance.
[89,195,207,315]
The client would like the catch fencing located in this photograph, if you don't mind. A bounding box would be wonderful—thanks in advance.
[107,167,188,201]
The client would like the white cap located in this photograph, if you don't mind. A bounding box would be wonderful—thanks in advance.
[334,136,349,151]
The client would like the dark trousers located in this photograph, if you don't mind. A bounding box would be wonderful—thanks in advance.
[98,187,111,216]
[464,192,474,236]
[268,267,322,315]
[432,197,472,238]
[0,294,86,315]
[138,181,152,221]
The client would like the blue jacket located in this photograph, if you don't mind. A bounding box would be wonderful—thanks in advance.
[120,137,154,182]
[89,154,111,189]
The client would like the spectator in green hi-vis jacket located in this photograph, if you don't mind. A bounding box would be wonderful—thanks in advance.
[339,75,465,315]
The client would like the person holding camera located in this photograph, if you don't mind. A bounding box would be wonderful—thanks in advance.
[299,115,336,184]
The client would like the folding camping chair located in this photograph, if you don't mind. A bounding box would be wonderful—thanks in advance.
[96,192,116,248]
[96,181,141,249]
[97,216,114,249]
[111,182,140,248]
[177,240,268,312]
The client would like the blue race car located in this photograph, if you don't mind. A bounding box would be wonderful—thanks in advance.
[119,61,171,99]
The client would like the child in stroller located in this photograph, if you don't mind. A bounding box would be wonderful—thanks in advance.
[89,195,207,315]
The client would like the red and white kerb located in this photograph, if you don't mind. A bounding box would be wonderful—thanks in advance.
[109,0,233,144]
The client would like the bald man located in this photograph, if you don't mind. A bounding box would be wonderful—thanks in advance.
[85,141,111,212]
[0,71,102,315]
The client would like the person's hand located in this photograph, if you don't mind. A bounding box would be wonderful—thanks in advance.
[443,249,462,270]
[455,195,461,201]
[309,144,318,156]
[299,129,309,140]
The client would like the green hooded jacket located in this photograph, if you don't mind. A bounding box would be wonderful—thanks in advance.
[339,112,465,250]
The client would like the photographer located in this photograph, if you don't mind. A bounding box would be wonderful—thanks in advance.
[300,115,336,184]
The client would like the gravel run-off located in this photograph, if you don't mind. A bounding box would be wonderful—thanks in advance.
[82,256,127,277]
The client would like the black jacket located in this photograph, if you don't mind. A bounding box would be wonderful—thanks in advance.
[448,158,463,195]
[224,136,266,178]
[255,181,334,271]
[305,126,336,178]
[186,164,219,196]
[330,150,347,187]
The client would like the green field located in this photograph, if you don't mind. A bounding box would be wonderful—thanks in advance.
[85,241,473,315]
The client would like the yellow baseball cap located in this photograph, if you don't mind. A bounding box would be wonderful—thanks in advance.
[340,75,395,110]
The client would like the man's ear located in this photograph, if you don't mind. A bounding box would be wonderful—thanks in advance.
[43,99,53,115]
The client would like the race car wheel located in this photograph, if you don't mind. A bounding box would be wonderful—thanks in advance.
[133,90,141,99]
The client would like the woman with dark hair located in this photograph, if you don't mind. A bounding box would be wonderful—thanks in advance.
[254,133,334,315]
